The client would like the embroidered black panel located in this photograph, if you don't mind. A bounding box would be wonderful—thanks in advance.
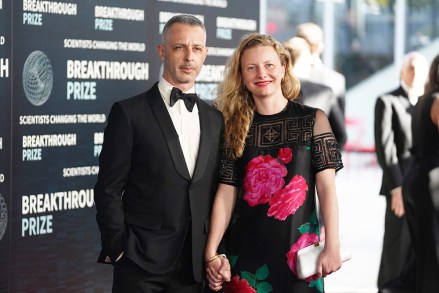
[312,132,343,172]
[246,115,314,148]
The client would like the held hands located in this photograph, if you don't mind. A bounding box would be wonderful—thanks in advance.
[316,245,342,278]
[205,254,231,291]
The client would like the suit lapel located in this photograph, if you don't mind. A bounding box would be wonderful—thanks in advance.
[395,86,408,98]
[148,84,191,181]
[192,100,212,183]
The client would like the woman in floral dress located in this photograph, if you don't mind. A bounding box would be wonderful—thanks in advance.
[204,33,343,293]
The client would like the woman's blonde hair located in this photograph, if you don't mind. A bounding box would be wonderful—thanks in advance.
[214,33,300,159]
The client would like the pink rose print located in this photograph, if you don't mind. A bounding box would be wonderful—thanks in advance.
[243,155,287,207]
[286,232,319,277]
[305,273,321,282]
[267,175,308,220]
[223,275,257,293]
[278,147,292,164]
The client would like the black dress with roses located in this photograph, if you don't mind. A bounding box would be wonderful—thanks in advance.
[219,101,343,293]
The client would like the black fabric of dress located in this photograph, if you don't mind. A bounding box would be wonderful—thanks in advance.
[219,101,343,293]
[403,93,439,293]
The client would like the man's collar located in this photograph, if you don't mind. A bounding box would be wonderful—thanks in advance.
[158,76,195,102]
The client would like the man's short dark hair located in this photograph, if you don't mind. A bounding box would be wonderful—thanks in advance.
[162,14,206,42]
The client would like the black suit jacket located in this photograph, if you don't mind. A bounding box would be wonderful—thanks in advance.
[297,79,347,148]
[94,82,224,282]
[374,86,413,196]
[307,64,346,115]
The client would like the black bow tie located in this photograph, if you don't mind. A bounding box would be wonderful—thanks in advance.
[169,87,197,112]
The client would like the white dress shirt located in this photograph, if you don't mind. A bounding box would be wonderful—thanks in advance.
[158,77,200,177]
[401,80,424,106]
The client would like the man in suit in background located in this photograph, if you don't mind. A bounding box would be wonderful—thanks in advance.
[295,22,347,125]
[94,14,228,292]
[283,36,347,148]
[374,51,429,292]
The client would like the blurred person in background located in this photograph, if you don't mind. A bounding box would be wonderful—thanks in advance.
[295,22,346,124]
[403,53,439,293]
[374,51,429,292]
[283,36,347,149]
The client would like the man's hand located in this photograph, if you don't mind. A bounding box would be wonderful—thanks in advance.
[205,255,231,291]
[390,187,405,217]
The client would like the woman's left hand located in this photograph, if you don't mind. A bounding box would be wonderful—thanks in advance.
[316,244,342,278]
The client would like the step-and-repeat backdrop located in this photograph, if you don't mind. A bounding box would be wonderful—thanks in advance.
[0,1,260,291]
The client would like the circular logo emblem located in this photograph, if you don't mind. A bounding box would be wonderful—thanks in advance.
[22,50,54,106]
[0,193,7,241]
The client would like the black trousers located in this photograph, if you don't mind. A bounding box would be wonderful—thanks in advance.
[112,233,203,293]
[378,195,413,288]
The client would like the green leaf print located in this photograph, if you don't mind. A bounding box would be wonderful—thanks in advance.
[310,209,318,225]
[255,264,269,280]
[256,281,273,293]
[241,271,257,287]
[310,277,324,292]
[298,222,311,234]
[231,214,239,225]
[240,264,274,293]
[229,255,238,268]
[309,209,320,236]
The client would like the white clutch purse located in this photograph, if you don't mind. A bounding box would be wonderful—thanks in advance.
[296,241,352,279]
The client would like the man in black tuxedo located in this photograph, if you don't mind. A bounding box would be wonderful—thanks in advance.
[374,51,429,292]
[94,14,227,292]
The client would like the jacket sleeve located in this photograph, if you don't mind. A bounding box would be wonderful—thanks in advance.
[327,93,347,149]
[374,96,403,194]
[94,102,132,263]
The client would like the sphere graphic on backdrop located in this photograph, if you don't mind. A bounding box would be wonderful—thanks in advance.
[22,50,53,106]
[0,193,7,241]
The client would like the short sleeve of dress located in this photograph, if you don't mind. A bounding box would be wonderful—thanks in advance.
[312,109,344,173]
[218,148,239,186]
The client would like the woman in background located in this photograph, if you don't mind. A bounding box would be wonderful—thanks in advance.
[403,53,439,293]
